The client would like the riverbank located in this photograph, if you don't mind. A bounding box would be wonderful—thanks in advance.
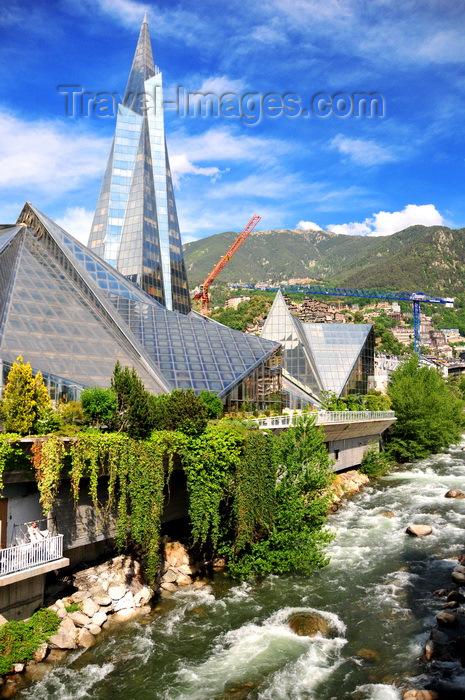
[4,445,465,699]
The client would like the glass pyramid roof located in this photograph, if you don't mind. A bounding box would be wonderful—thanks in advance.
[11,204,279,397]
[261,290,373,398]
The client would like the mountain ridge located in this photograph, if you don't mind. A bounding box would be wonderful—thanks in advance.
[184,224,464,296]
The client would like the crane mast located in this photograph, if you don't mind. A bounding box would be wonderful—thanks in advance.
[193,215,261,315]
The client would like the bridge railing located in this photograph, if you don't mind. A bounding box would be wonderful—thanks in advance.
[252,410,395,430]
[0,534,64,578]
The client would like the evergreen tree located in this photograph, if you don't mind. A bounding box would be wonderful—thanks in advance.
[2,357,53,435]
[111,362,153,438]
[387,356,465,461]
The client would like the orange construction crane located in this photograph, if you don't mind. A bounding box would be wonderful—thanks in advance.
[193,214,261,315]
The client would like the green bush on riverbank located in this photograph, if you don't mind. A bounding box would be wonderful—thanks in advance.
[385,356,465,462]
[0,609,59,674]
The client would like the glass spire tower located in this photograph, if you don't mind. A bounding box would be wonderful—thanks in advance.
[88,15,191,314]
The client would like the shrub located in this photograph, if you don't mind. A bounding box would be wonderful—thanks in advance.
[2,357,54,436]
[0,608,59,674]
[57,401,86,426]
[198,391,223,420]
[81,387,117,430]
[360,444,394,478]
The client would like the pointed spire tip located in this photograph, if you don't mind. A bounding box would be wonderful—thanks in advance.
[143,10,148,23]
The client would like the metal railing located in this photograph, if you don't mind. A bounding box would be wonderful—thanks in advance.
[252,410,395,430]
[0,534,64,577]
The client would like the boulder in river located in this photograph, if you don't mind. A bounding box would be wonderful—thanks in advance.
[356,648,381,662]
[444,489,465,499]
[436,611,457,627]
[380,511,396,518]
[406,525,433,537]
[402,691,439,700]
[288,612,333,638]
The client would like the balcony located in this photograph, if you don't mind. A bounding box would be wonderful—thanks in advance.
[0,535,68,584]
[252,410,396,430]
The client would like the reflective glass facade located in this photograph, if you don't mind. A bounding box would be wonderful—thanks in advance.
[88,16,190,314]
[6,204,281,408]
[261,291,374,406]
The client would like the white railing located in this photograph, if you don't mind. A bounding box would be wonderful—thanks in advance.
[0,534,63,577]
[252,410,395,430]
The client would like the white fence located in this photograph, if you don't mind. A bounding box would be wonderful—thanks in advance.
[0,534,63,577]
[252,411,395,430]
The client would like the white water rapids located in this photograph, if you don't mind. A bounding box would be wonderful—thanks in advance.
[16,442,465,699]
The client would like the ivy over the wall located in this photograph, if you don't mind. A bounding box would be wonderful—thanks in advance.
[0,416,335,582]
[27,432,185,583]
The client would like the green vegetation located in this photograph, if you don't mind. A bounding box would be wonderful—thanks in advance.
[81,387,117,429]
[1,357,54,436]
[0,609,59,674]
[227,416,334,578]
[321,390,392,411]
[211,296,272,332]
[359,444,395,478]
[64,602,81,614]
[385,356,465,462]
[111,362,154,438]
[198,391,223,419]
[151,389,208,436]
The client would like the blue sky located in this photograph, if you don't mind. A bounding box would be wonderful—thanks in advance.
[1,0,465,244]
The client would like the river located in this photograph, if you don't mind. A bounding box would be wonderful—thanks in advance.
[17,442,465,700]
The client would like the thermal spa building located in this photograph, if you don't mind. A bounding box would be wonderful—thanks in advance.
[261,292,374,408]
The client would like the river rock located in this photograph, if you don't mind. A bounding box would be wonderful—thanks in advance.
[406,525,433,537]
[177,564,195,576]
[87,624,102,636]
[32,642,48,663]
[82,598,99,618]
[176,574,192,586]
[91,611,107,627]
[48,618,77,649]
[108,584,126,601]
[111,608,139,622]
[69,611,91,628]
[424,629,451,662]
[1,676,22,699]
[134,586,152,606]
[57,608,68,620]
[193,580,207,589]
[436,612,457,626]
[13,663,24,673]
[23,663,49,684]
[70,590,90,603]
[77,628,95,649]
[356,648,381,662]
[161,581,177,592]
[162,569,177,583]
[441,600,459,609]
[0,614,8,627]
[380,511,396,518]
[453,564,465,574]
[114,591,135,612]
[164,541,190,568]
[403,691,439,700]
[451,571,465,585]
[93,595,112,607]
[447,590,465,602]
[288,613,333,638]
[444,489,465,499]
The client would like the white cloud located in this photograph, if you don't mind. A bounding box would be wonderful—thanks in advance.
[170,127,290,166]
[197,75,246,96]
[0,110,109,195]
[55,207,94,245]
[169,153,222,186]
[92,0,145,27]
[329,134,395,166]
[296,220,322,231]
[328,204,444,237]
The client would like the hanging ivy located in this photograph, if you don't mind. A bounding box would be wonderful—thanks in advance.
[234,431,276,552]
[0,434,27,491]
[31,437,65,514]
[180,424,244,548]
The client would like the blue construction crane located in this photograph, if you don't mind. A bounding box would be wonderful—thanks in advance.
[229,283,454,356]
